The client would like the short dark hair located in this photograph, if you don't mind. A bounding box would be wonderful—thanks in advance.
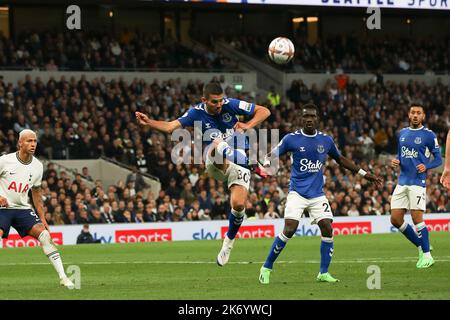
[410,102,425,112]
[301,103,319,115]
[203,82,223,98]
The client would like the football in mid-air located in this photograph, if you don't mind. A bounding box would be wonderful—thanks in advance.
[268,37,295,64]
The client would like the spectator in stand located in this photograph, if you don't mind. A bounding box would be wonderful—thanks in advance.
[180,183,196,207]
[264,202,280,219]
[100,202,115,224]
[82,167,93,182]
[335,70,350,91]
[66,211,78,225]
[89,207,106,224]
[135,148,149,174]
[198,190,213,212]
[267,86,281,108]
[122,210,133,223]
[166,178,181,200]
[45,59,58,71]
[144,201,158,222]
[77,209,90,224]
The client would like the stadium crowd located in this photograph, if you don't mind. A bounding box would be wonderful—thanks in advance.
[2,30,449,74]
[0,73,448,225]
[0,30,241,71]
[222,34,450,74]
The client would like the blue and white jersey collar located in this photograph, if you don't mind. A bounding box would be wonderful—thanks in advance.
[408,126,424,131]
[301,129,318,137]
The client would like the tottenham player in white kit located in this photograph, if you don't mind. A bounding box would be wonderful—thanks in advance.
[259,104,383,284]
[136,82,270,266]
[391,104,442,268]
[0,129,74,288]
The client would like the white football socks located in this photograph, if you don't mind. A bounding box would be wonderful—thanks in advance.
[38,230,67,279]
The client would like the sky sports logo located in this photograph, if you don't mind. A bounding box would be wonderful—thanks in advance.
[115,229,172,243]
[2,233,63,248]
[220,225,274,239]
[332,222,372,235]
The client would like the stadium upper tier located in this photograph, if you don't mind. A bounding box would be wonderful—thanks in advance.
[0,30,242,72]
[214,34,450,74]
[1,30,449,74]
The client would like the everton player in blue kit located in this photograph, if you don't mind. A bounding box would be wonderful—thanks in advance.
[259,104,383,284]
[136,82,270,266]
[390,103,442,269]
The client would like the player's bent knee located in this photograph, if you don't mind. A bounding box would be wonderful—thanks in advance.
[38,230,58,256]
[283,228,296,238]
[320,228,333,238]
[318,219,333,238]
[29,223,45,238]
[390,216,403,227]
[284,219,299,238]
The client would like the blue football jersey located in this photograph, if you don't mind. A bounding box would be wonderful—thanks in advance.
[177,97,255,149]
[397,126,441,187]
[271,130,341,199]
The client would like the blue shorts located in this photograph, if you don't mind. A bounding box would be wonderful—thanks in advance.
[0,209,42,238]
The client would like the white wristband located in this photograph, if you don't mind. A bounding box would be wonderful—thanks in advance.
[358,169,367,177]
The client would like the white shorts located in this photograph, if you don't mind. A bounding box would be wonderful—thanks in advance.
[205,152,251,190]
[391,185,426,211]
[284,192,333,224]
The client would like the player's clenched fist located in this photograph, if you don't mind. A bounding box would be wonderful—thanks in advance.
[416,163,427,173]
[135,112,151,126]
[0,195,9,207]
[391,158,400,168]
[233,121,250,133]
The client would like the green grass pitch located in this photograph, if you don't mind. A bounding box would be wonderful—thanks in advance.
[1,232,449,300]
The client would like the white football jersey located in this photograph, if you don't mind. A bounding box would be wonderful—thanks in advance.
[0,152,43,209]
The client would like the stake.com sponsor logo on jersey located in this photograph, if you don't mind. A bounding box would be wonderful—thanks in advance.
[115,229,172,243]
[220,225,275,239]
[3,233,63,248]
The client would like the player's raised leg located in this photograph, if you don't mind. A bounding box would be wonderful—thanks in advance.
[217,184,247,266]
[316,218,339,283]
[28,224,74,288]
[259,219,297,284]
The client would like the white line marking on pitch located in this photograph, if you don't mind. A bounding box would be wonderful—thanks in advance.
[0,257,450,266]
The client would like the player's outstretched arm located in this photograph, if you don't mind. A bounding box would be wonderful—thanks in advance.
[31,186,49,231]
[333,155,383,188]
[440,130,450,189]
[234,104,270,131]
[135,111,182,134]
